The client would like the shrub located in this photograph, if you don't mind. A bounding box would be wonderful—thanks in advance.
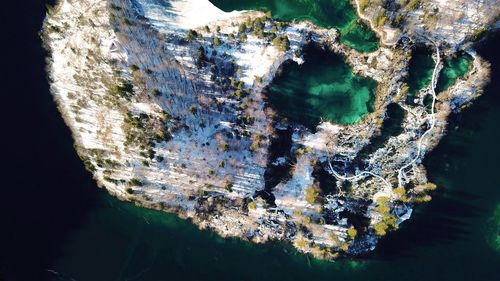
[348,227,358,239]
[213,36,220,46]
[187,29,198,41]
[188,105,198,114]
[359,0,369,10]
[272,35,290,52]
[376,10,387,26]
[152,89,162,96]
[238,23,247,34]
[125,187,134,194]
[224,181,233,191]
[219,143,230,152]
[129,178,142,186]
[248,201,257,210]
[295,238,307,248]
[240,33,247,43]
[373,221,388,236]
[305,187,319,204]
[303,216,312,224]
[407,0,420,10]
[196,46,206,68]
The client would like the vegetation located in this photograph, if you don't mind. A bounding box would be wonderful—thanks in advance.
[152,88,162,97]
[240,33,247,43]
[213,36,220,46]
[272,35,290,52]
[238,23,247,34]
[129,178,143,186]
[359,0,369,11]
[187,29,198,41]
[196,46,206,68]
[375,196,391,213]
[305,186,319,204]
[348,227,358,239]
[109,80,134,99]
[188,105,198,114]
[125,187,134,194]
[407,0,420,10]
[248,201,257,210]
[376,10,387,26]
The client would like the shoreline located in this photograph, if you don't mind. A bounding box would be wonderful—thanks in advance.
[41,0,492,260]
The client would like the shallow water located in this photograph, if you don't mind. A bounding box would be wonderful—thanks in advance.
[209,0,379,52]
[267,43,376,128]
[2,1,500,280]
[436,54,472,93]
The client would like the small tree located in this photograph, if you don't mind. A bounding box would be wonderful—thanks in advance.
[347,227,358,239]
[248,201,257,210]
[240,33,247,43]
[188,105,198,114]
[238,23,247,34]
[213,36,220,46]
[196,46,206,68]
[152,89,162,96]
[305,186,319,204]
[186,29,198,41]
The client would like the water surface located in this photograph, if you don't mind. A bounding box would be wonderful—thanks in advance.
[209,0,379,52]
[267,43,376,128]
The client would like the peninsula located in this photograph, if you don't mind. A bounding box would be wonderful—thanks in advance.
[42,0,498,259]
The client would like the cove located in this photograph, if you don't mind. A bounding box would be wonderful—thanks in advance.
[436,54,472,93]
[266,43,376,129]
[406,47,435,103]
[209,0,379,52]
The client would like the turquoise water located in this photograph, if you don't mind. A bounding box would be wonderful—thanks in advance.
[209,0,379,52]
[436,54,472,93]
[267,44,376,128]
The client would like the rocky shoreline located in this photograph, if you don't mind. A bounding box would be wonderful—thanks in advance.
[42,0,494,260]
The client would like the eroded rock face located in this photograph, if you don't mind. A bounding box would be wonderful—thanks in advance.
[43,0,492,259]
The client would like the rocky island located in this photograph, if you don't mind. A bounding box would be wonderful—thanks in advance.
[42,0,499,260]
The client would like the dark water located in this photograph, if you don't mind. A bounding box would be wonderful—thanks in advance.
[267,43,376,128]
[407,48,435,100]
[209,0,379,52]
[2,1,499,281]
